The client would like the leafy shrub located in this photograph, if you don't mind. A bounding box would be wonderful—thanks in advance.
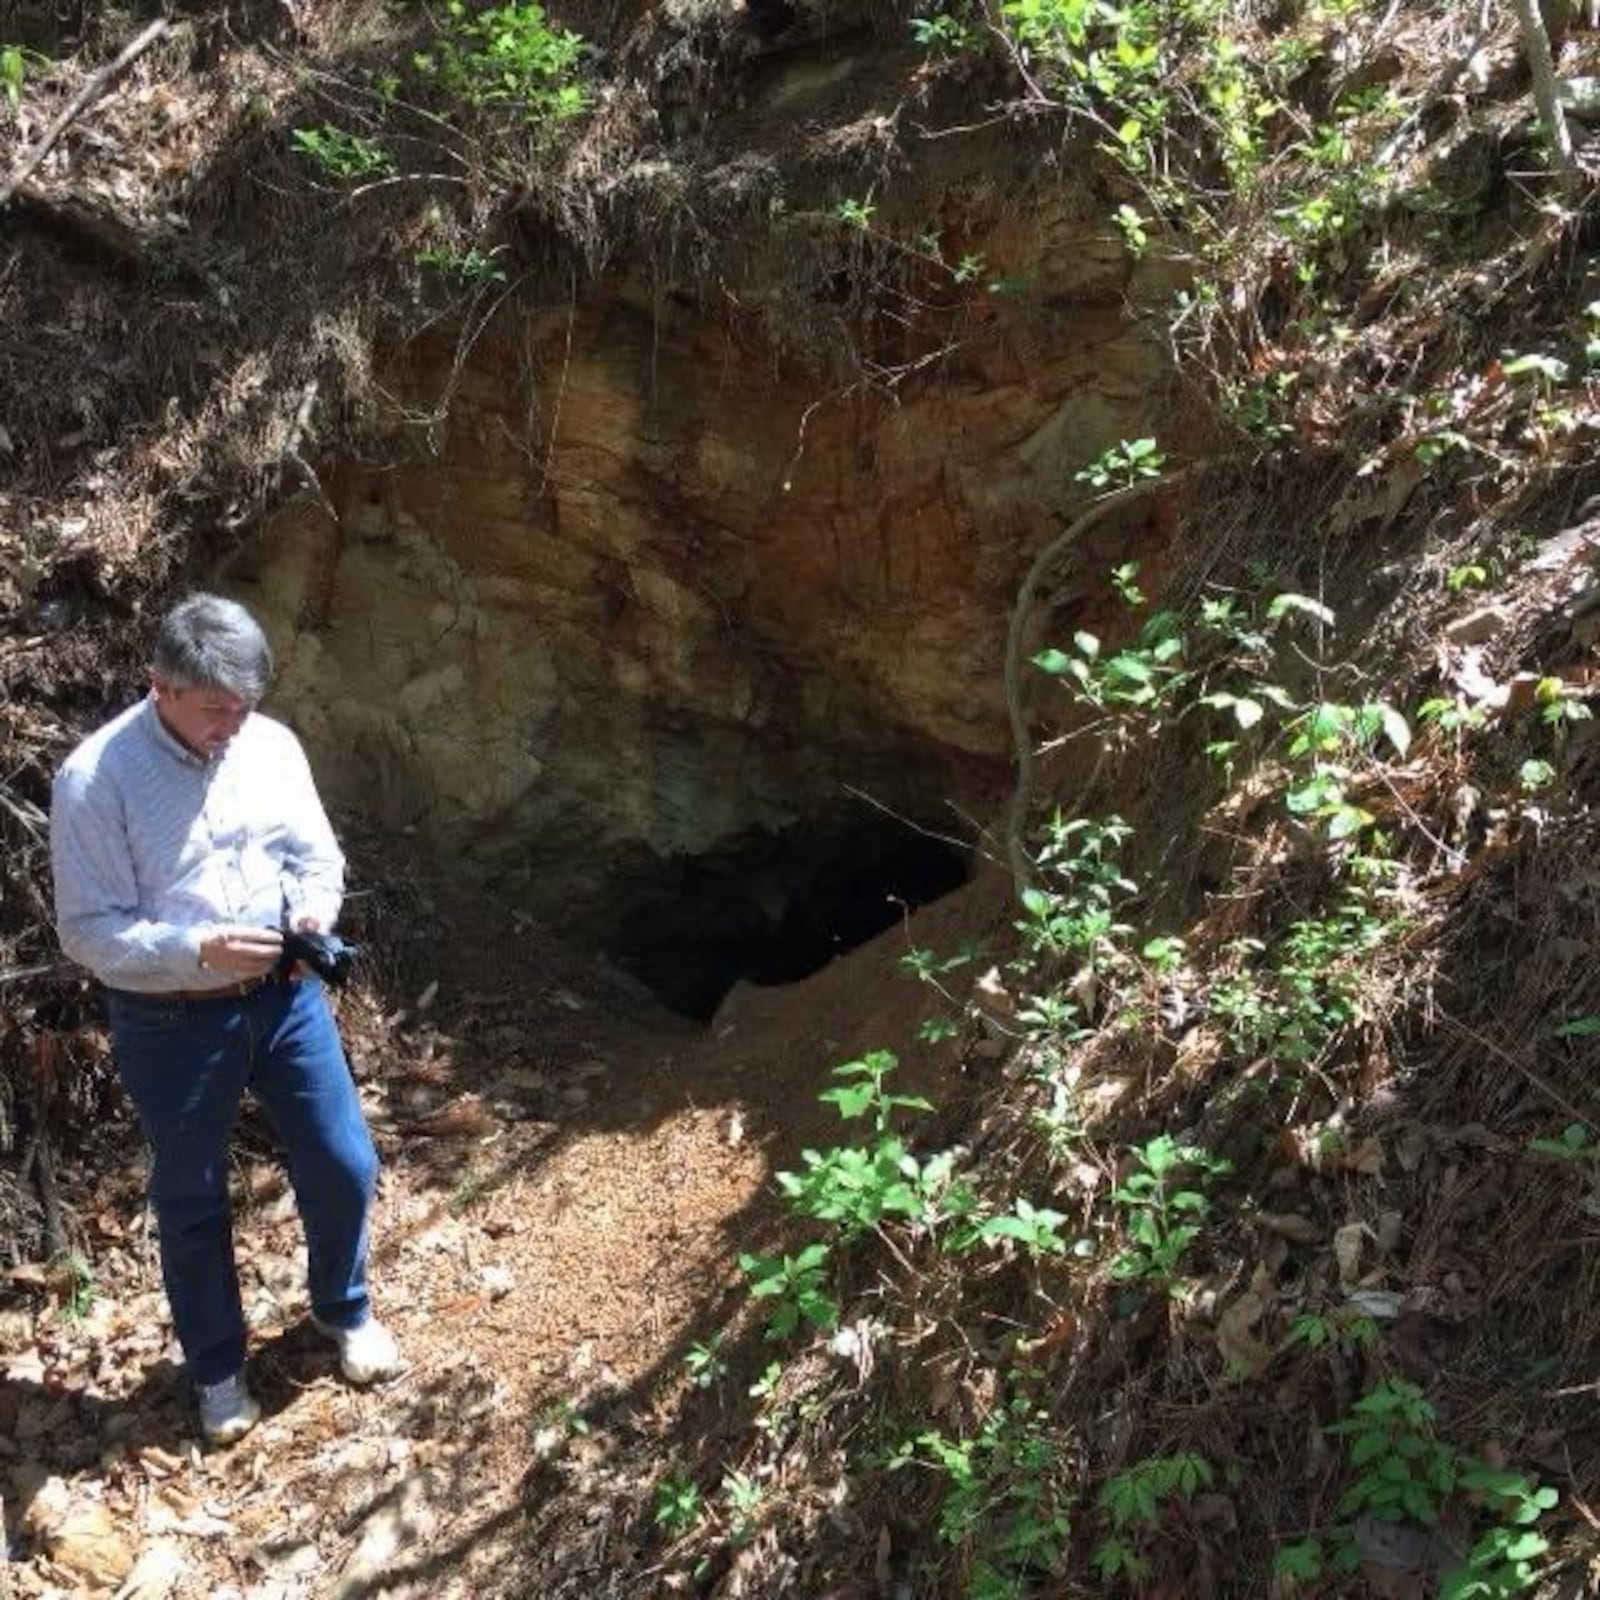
[416,1,587,123]
[291,125,395,180]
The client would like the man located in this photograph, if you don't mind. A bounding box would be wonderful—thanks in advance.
[50,593,400,1445]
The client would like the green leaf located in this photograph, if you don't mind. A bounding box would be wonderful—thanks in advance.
[1503,352,1570,383]
[1267,592,1336,627]
[1032,648,1073,675]
[1555,1017,1600,1038]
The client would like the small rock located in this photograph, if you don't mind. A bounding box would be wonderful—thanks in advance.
[478,1265,515,1300]
[1443,604,1510,645]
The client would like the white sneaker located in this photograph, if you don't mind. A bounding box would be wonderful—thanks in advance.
[197,1372,261,1445]
[311,1315,403,1385]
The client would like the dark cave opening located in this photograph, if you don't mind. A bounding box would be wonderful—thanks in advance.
[608,810,973,1021]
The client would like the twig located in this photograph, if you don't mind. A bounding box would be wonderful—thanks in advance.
[840,784,982,860]
[0,19,171,208]
[1507,0,1580,193]
[1436,1012,1594,1133]
[1002,463,1219,897]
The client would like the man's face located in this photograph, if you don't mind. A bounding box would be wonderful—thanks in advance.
[152,678,253,758]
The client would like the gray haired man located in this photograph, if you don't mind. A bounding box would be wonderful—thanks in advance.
[50,594,400,1443]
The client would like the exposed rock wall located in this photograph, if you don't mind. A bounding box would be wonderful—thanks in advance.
[222,172,1183,942]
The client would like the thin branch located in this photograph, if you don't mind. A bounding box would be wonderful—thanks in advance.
[1508,0,1580,193]
[0,19,171,208]
[1003,463,1218,897]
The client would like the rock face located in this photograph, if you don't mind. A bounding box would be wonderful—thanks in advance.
[223,159,1180,985]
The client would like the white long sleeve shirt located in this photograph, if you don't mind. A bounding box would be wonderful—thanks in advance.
[50,695,345,993]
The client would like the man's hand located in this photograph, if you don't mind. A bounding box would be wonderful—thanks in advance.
[199,926,283,977]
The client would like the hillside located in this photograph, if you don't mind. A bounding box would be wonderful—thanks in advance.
[3,1,1600,1596]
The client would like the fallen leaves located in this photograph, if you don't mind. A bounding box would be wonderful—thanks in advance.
[24,1475,135,1589]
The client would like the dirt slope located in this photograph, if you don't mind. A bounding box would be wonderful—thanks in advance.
[1,850,1005,1598]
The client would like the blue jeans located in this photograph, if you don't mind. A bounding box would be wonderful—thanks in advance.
[107,977,378,1385]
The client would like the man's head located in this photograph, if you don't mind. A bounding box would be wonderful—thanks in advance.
[150,594,273,758]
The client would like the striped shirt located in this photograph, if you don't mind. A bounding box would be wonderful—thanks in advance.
[50,695,345,994]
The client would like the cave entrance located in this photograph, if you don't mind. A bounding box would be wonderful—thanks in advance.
[607,810,973,1021]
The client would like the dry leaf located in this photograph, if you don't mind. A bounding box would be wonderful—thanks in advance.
[1334,1221,1368,1287]
[402,1094,496,1138]
[1216,1288,1271,1376]
[26,1479,135,1588]
[1255,1211,1321,1245]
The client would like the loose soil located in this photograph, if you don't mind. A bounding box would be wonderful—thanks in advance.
[0,847,1010,1599]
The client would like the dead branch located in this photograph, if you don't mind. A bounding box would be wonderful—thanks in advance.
[1508,0,1580,193]
[0,19,172,209]
[17,1122,66,1258]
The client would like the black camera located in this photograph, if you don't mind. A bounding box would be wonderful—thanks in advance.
[278,927,359,988]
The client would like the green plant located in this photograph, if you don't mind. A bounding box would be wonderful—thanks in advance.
[1299,1381,1558,1593]
[1273,1539,1323,1584]
[1554,1016,1600,1039]
[1266,591,1335,628]
[1442,1465,1556,1598]
[900,938,984,1042]
[291,125,395,180]
[1140,935,1185,976]
[1230,373,1297,440]
[1093,1452,1214,1582]
[1287,1307,1378,1355]
[974,1197,1075,1259]
[1210,882,1394,1067]
[902,1394,1069,1597]
[417,245,508,284]
[1113,203,1149,257]
[776,1052,964,1238]
[834,196,876,230]
[1282,700,1410,839]
[1518,758,1556,793]
[1,44,44,111]
[1529,1122,1600,1215]
[416,0,587,123]
[1417,428,1474,466]
[683,1333,728,1390]
[910,3,975,53]
[1535,676,1592,732]
[1329,1378,1456,1531]
[1419,695,1489,737]
[1033,607,1188,717]
[720,1469,765,1545]
[1110,1135,1230,1292]
[738,1242,838,1339]
[1074,437,1165,491]
[1502,351,1570,389]
[653,1470,704,1538]
[52,1252,96,1320]
[1016,814,1137,968]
